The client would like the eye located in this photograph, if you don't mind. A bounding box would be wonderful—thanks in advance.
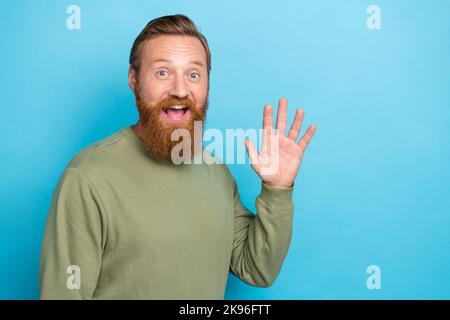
[190,72,200,80]
[157,70,169,78]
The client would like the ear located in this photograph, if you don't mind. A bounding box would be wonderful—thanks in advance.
[128,66,137,92]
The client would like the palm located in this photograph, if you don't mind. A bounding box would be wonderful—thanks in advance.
[244,98,316,188]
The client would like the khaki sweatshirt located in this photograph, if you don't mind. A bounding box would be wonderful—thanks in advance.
[39,125,294,299]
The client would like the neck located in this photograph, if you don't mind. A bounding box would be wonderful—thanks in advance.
[131,121,145,141]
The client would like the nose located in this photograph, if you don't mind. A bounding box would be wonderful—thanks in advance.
[168,75,189,99]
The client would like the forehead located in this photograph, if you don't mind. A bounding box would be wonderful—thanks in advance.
[142,35,207,66]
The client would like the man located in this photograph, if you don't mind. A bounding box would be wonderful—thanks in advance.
[39,14,316,299]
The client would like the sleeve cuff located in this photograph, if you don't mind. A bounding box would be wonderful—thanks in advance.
[258,181,294,210]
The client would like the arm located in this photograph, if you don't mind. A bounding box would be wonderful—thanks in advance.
[229,176,294,287]
[39,167,106,299]
[230,97,316,287]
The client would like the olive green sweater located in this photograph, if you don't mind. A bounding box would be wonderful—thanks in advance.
[39,125,294,299]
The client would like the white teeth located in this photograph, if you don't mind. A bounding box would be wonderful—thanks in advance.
[170,105,185,110]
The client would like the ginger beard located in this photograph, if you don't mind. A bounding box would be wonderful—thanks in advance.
[133,82,208,163]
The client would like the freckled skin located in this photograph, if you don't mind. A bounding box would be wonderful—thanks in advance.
[128,35,209,135]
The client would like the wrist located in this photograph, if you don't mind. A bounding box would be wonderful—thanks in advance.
[263,181,294,189]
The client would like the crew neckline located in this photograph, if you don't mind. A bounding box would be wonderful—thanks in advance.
[120,125,151,154]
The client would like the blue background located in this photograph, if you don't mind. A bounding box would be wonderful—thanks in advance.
[1,0,449,299]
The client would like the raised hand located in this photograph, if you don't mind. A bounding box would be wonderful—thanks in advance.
[244,98,316,188]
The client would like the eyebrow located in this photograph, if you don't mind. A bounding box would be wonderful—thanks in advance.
[151,58,205,68]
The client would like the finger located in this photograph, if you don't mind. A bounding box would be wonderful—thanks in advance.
[244,139,259,168]
[276,98,288,136]
[262,104,273,130]
[298,124,317,151]
[261,104,273,152]
[287,108,305,141]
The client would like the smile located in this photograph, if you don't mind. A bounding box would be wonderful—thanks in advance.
[162,105,190,122]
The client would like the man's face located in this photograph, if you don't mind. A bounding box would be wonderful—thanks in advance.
[129,34,209,162]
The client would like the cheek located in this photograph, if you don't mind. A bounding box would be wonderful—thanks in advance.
[192,81,208,102]
[140,79,167,102]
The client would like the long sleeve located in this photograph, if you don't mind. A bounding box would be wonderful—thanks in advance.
[39,167,106,299]
[228,175,295,287]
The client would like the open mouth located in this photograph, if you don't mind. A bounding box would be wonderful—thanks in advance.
[163,105,190,122]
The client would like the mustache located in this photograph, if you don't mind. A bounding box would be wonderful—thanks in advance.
[157,97,196,112]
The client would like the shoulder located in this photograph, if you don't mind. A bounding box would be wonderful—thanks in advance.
[65,129,128,174]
